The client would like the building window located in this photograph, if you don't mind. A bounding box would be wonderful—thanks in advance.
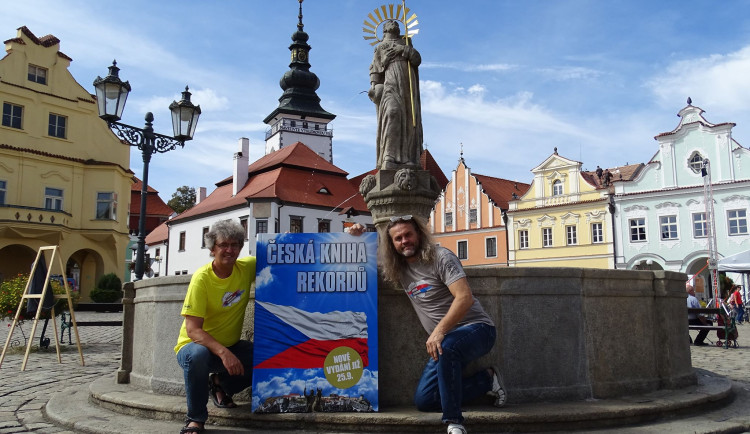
[629,218,646,242]
[290,216,303,233]
[728,209,748,235]
[485,237,497,258]
[44,187,63,210]
[692,212,707,238]
[48,113,67,138]
[2,103,23,129]
[552,180,563,196]
[256,219,268,234]
[566,225,578,245]
[688,152,703,173]
[542,227,553,247]
[659,215,678,240]
[519,230,529,249]
[591,222,603,243]
[201,226,209,248]
[178,231,186,251]
[445,212,453,227]
[95,192,117,220]
[469,208,477,224]
[28,64,47,84]
[318,219,330,233]
[0,180,5,205]
[238,216,248,240]
[155,248,160,258]
[457,240,468,260]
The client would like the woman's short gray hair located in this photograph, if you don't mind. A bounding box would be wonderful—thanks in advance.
[204,219,245,251]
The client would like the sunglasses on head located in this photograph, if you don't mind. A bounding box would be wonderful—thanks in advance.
[389,215,413,222]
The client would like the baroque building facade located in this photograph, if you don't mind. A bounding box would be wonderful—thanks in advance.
[613,100,750,298]
[507,149,642,268]
[430,154,529,267]
[0,27,132,299]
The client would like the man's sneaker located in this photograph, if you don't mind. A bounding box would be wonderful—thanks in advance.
[447,423,467,434]
[487,366,507,407]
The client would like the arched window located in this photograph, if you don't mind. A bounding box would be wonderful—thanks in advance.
[552,180,563,196]
[688,151,703,173]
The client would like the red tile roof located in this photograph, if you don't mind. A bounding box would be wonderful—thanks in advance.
[131,176,158,193]
[472,174,531,210]
[216,142,346,186]
[348,149,448,191]
[130,176,174,216]
[581,163,644,188]
[171,143,370,223]
[145,220,169,245]
[6,26,72,61]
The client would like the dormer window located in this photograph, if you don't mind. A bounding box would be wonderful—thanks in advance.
[318,187,330,194]
[28,65,47,85]
[688,151,703,174]
[552,180,563,196]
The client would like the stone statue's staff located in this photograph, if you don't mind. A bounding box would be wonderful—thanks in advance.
[402,0,416,128]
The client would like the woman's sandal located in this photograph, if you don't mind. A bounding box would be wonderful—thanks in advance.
[208,373,237,408]
[180,420,204,433]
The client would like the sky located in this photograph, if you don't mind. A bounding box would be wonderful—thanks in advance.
[5,0,750,200]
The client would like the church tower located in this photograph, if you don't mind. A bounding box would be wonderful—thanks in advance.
[263,0,336,162]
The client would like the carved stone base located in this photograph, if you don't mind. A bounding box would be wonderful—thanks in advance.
[359,167,440,230]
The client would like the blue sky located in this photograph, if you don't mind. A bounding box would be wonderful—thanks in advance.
[5,1,750,199]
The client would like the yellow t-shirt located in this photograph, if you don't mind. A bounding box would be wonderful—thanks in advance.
[174,256,256,354]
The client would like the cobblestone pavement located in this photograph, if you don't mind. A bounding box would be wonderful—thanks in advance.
[0,311,122,433]
[0,316,749,433]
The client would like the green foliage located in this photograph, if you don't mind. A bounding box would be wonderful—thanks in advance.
[167,185,196,214]
[92,273,122,303]
[96,273,122,291]
[0,274,80,321]
[90,287,122,303]
[0,274,27,321]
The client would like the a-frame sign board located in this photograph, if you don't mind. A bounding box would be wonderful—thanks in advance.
[0,246,84,370]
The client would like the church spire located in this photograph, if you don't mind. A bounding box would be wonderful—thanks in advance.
[263,0,335,124]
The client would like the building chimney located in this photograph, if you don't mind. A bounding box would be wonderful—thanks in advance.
[233,138,250,196]
[196,187,207,204]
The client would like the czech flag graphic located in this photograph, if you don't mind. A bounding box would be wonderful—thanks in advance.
[253,301,369,370]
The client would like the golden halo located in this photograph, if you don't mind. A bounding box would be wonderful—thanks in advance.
[362,4,419,46]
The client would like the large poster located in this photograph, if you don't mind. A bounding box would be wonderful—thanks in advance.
[252,232,379,413]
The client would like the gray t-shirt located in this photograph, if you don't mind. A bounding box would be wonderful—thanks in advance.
[399,247,495,334]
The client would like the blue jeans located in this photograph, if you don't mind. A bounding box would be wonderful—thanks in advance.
[413,322,496,424]
[176,340,254,423]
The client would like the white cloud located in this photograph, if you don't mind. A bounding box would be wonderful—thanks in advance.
[421,62,516,72]
[255,266,274,289]
[535,66,604,81]
[647,45,750,112]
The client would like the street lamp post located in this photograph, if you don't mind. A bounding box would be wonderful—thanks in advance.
[94,61,201,281]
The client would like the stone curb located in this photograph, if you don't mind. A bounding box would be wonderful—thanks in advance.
[44,369,740,433]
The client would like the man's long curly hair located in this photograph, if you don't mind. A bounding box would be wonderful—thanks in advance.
[378,215,437,285]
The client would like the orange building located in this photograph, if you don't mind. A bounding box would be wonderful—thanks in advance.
[430,154,530,267]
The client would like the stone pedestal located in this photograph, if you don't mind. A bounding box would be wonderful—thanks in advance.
[359,167,440,229]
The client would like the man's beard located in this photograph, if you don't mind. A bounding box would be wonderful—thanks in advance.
[400,245,418,258]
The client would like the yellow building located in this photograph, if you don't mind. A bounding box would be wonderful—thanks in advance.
[0,27,132,300]
[430,155,529,267]
[507,149,641,268]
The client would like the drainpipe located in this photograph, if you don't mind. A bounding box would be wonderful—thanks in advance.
[276,201,285,233]
[608,193,617,268]
[502,210,510,266]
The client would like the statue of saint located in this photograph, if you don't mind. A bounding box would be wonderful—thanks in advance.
[368,20,423,170]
